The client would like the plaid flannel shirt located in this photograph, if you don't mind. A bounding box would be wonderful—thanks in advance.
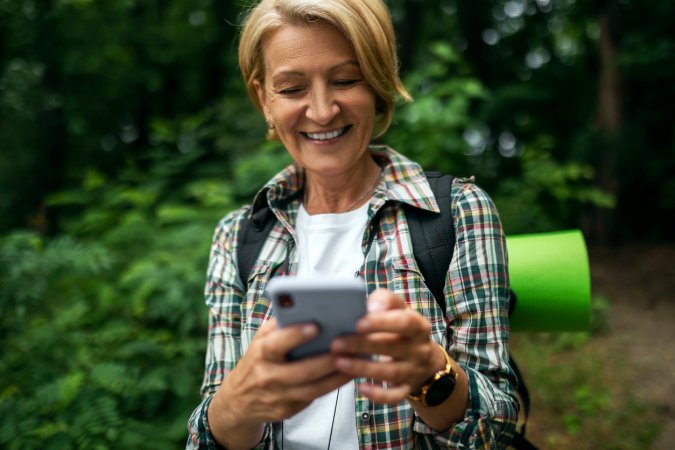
[187,146,518,449]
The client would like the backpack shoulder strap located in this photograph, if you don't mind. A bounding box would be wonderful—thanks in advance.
[403,172,455,311]
[237,205,277,287]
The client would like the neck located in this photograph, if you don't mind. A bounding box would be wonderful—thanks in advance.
[303,158,381,215]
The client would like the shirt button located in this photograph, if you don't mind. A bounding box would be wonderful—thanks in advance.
[361,412,370,422]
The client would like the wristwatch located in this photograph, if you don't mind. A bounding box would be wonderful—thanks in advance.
[408,343,458,407]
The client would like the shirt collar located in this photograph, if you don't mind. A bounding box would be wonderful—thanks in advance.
[249,145,439,216]
[371,145,440,213]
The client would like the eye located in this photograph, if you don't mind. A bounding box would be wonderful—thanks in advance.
[334,79,361,88]
[276,87,304,96]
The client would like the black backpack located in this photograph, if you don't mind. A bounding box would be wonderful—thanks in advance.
[236,172,537,450]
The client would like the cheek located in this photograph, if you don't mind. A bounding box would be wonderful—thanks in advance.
[351,91,377,121]
[269,99,299,125]
[354,100,377,127]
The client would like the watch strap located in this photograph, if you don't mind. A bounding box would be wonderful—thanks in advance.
[408,343,457,407]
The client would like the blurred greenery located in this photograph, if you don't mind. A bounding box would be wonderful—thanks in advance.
[1,0,673,448]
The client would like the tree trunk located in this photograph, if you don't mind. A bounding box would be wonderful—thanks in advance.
[588,1,622,244]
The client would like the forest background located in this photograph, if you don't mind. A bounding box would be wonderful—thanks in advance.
[1,0,673,449]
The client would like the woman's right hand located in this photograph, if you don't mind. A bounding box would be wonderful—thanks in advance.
[207,318,353,449]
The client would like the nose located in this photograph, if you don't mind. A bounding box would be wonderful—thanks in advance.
[306,86,339,125]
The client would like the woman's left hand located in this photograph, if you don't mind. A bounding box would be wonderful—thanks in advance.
[331,288,447,404]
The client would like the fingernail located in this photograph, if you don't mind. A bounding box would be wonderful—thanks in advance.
[368,300,385,312]
[302,324,317,336]
[357,319,370,331]
[332,339,345,351]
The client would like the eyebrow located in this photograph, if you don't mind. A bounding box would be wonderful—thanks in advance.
[270,60,360,81]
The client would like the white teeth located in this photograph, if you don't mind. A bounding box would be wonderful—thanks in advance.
[306,127,346,141]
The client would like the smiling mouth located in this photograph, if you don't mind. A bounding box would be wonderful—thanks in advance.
[302,125,351,141]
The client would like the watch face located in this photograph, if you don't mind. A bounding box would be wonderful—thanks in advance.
[425,373,457,407]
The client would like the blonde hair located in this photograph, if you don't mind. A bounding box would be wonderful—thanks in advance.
[238,0,411,138]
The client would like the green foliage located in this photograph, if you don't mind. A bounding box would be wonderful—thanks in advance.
[386,41,611,234]
[0,155,238,448]
[386,41,487,175]
[494,135,615,233]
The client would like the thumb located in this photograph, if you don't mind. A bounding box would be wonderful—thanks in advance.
[367,289,406,312]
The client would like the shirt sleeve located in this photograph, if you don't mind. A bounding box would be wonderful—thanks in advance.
[185,209,274,450]
[414,179,519,448]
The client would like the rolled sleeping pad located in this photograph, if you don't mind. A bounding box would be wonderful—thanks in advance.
[507,229,591,332]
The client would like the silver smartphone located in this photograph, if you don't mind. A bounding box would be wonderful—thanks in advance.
[266,276,368,361]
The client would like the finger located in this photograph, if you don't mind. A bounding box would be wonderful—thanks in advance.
[358,382,411,404]
[273,353,343,386]
[283,371,354,403]
[333,332,420,360]
[357,309,431,339]
[253,317,278,339]
[252,372,354,422]
[259,323,319,362]
[333,335,435,384]
[367,289,407,313]
[333,330,401,351]
[334,355,421,386]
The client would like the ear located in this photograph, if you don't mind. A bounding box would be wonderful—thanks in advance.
[253,79,271,120]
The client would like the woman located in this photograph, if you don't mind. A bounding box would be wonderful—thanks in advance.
[187,0,518,448]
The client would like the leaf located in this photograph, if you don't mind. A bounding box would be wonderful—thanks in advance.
[156,204,203,224]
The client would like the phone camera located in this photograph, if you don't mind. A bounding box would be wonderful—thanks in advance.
[278,294,294,308]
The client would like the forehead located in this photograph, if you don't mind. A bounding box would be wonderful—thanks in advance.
[261,21,358,76]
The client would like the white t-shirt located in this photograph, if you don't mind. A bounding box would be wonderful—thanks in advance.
[273,202,368,449]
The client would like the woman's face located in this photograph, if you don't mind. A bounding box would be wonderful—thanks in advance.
[254,21,377,178]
